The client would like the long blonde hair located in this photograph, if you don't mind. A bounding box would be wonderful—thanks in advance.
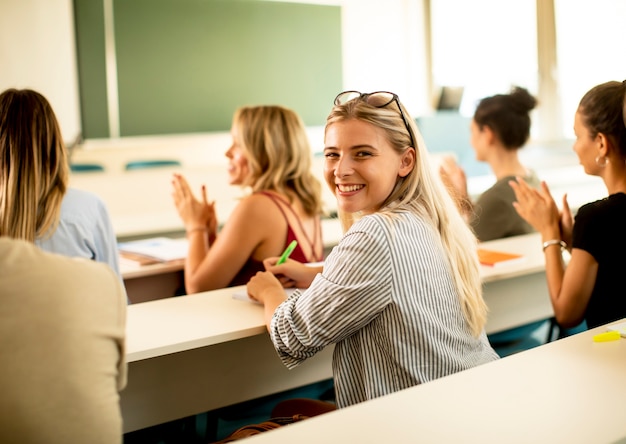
[0,89,69,241]
[325,96,487,336]
[232,105,323,216]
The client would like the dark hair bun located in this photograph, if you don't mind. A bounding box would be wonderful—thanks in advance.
[509,86,538,113]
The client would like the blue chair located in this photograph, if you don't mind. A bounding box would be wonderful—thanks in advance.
[70,163,105,173]
[124,159,181,171]
[488,319,550,357]
[545,317,588,342]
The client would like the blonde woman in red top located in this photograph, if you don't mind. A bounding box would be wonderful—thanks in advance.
[172,105,324,294]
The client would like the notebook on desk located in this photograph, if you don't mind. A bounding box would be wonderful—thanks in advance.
[118,237,188,264]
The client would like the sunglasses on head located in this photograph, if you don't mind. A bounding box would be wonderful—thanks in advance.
[333,90,415,148]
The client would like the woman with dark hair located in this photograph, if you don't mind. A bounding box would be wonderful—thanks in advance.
[441,86,539,241]
[511,80,626,329]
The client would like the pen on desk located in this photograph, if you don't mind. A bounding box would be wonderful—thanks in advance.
[276,240,298,265]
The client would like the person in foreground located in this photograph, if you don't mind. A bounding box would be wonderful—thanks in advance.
[172,105,324,294]
[510,80,626,329]
[0,88,120,277]
[247,91,499,408]
[0,237,127,444]
[440,86,540,241]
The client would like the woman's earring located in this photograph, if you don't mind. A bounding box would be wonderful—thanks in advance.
[595,155,608,167]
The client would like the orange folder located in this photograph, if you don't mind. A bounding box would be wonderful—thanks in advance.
[477,248,524,267]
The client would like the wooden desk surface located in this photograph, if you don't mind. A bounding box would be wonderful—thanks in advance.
[125,285,263,362]
[121,231,553,329]
[122,285,335,432]
[121,233,555,432]
[124,233,552,363]
[245,320,626,444]
[121,231,545,285]
[119,217,342,280]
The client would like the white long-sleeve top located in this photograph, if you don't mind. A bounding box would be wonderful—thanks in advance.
[270,211,499,408]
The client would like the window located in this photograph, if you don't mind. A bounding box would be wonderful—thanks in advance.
[555,0,626,137]
[430,0,538,117]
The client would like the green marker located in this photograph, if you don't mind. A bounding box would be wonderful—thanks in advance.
[277,240,298,265]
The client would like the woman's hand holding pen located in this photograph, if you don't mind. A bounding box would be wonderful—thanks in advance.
[171,173,217,239]
[263,257,320,289]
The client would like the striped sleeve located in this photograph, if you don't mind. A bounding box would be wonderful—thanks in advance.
[270,217,394,368]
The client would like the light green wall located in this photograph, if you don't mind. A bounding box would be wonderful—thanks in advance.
[74,0,342,138]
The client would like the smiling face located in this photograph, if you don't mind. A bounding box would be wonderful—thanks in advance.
[225,124,251,185]
[323,119,414,215]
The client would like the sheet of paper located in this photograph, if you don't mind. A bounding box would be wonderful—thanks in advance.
[118,237,188,263]
[607,321,626,338]
[232,288,301,304]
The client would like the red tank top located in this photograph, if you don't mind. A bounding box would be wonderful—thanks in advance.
[227,191,322,287]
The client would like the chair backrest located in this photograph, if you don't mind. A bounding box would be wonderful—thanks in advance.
[124,160,182,171]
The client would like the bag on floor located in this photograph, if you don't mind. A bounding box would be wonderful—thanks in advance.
[211,414,308,443]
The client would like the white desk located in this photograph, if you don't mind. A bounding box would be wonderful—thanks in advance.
[120,218,343,303]
[479,232,554,334]
[70,160,338,241]
[120,232,554,432]
[121,258,185,303]
[245,320,626,444]
[70,166,243,240]
[121,231,554,325]
[121,285,334,433]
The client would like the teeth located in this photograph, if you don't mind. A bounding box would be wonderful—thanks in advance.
[338,184,363,192]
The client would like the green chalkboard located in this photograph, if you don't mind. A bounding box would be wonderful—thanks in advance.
[74,0,342,139]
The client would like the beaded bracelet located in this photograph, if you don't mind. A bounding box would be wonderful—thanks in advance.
[542,239,567,252]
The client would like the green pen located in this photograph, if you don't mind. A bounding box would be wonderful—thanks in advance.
[276,240,298,265]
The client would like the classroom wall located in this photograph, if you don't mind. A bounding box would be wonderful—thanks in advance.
[0,0,82,142]
[0,0,430,150]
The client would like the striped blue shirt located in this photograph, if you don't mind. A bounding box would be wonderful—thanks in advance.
[270,211,499,408]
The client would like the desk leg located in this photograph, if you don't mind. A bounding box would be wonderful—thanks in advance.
[121,334,334,433]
